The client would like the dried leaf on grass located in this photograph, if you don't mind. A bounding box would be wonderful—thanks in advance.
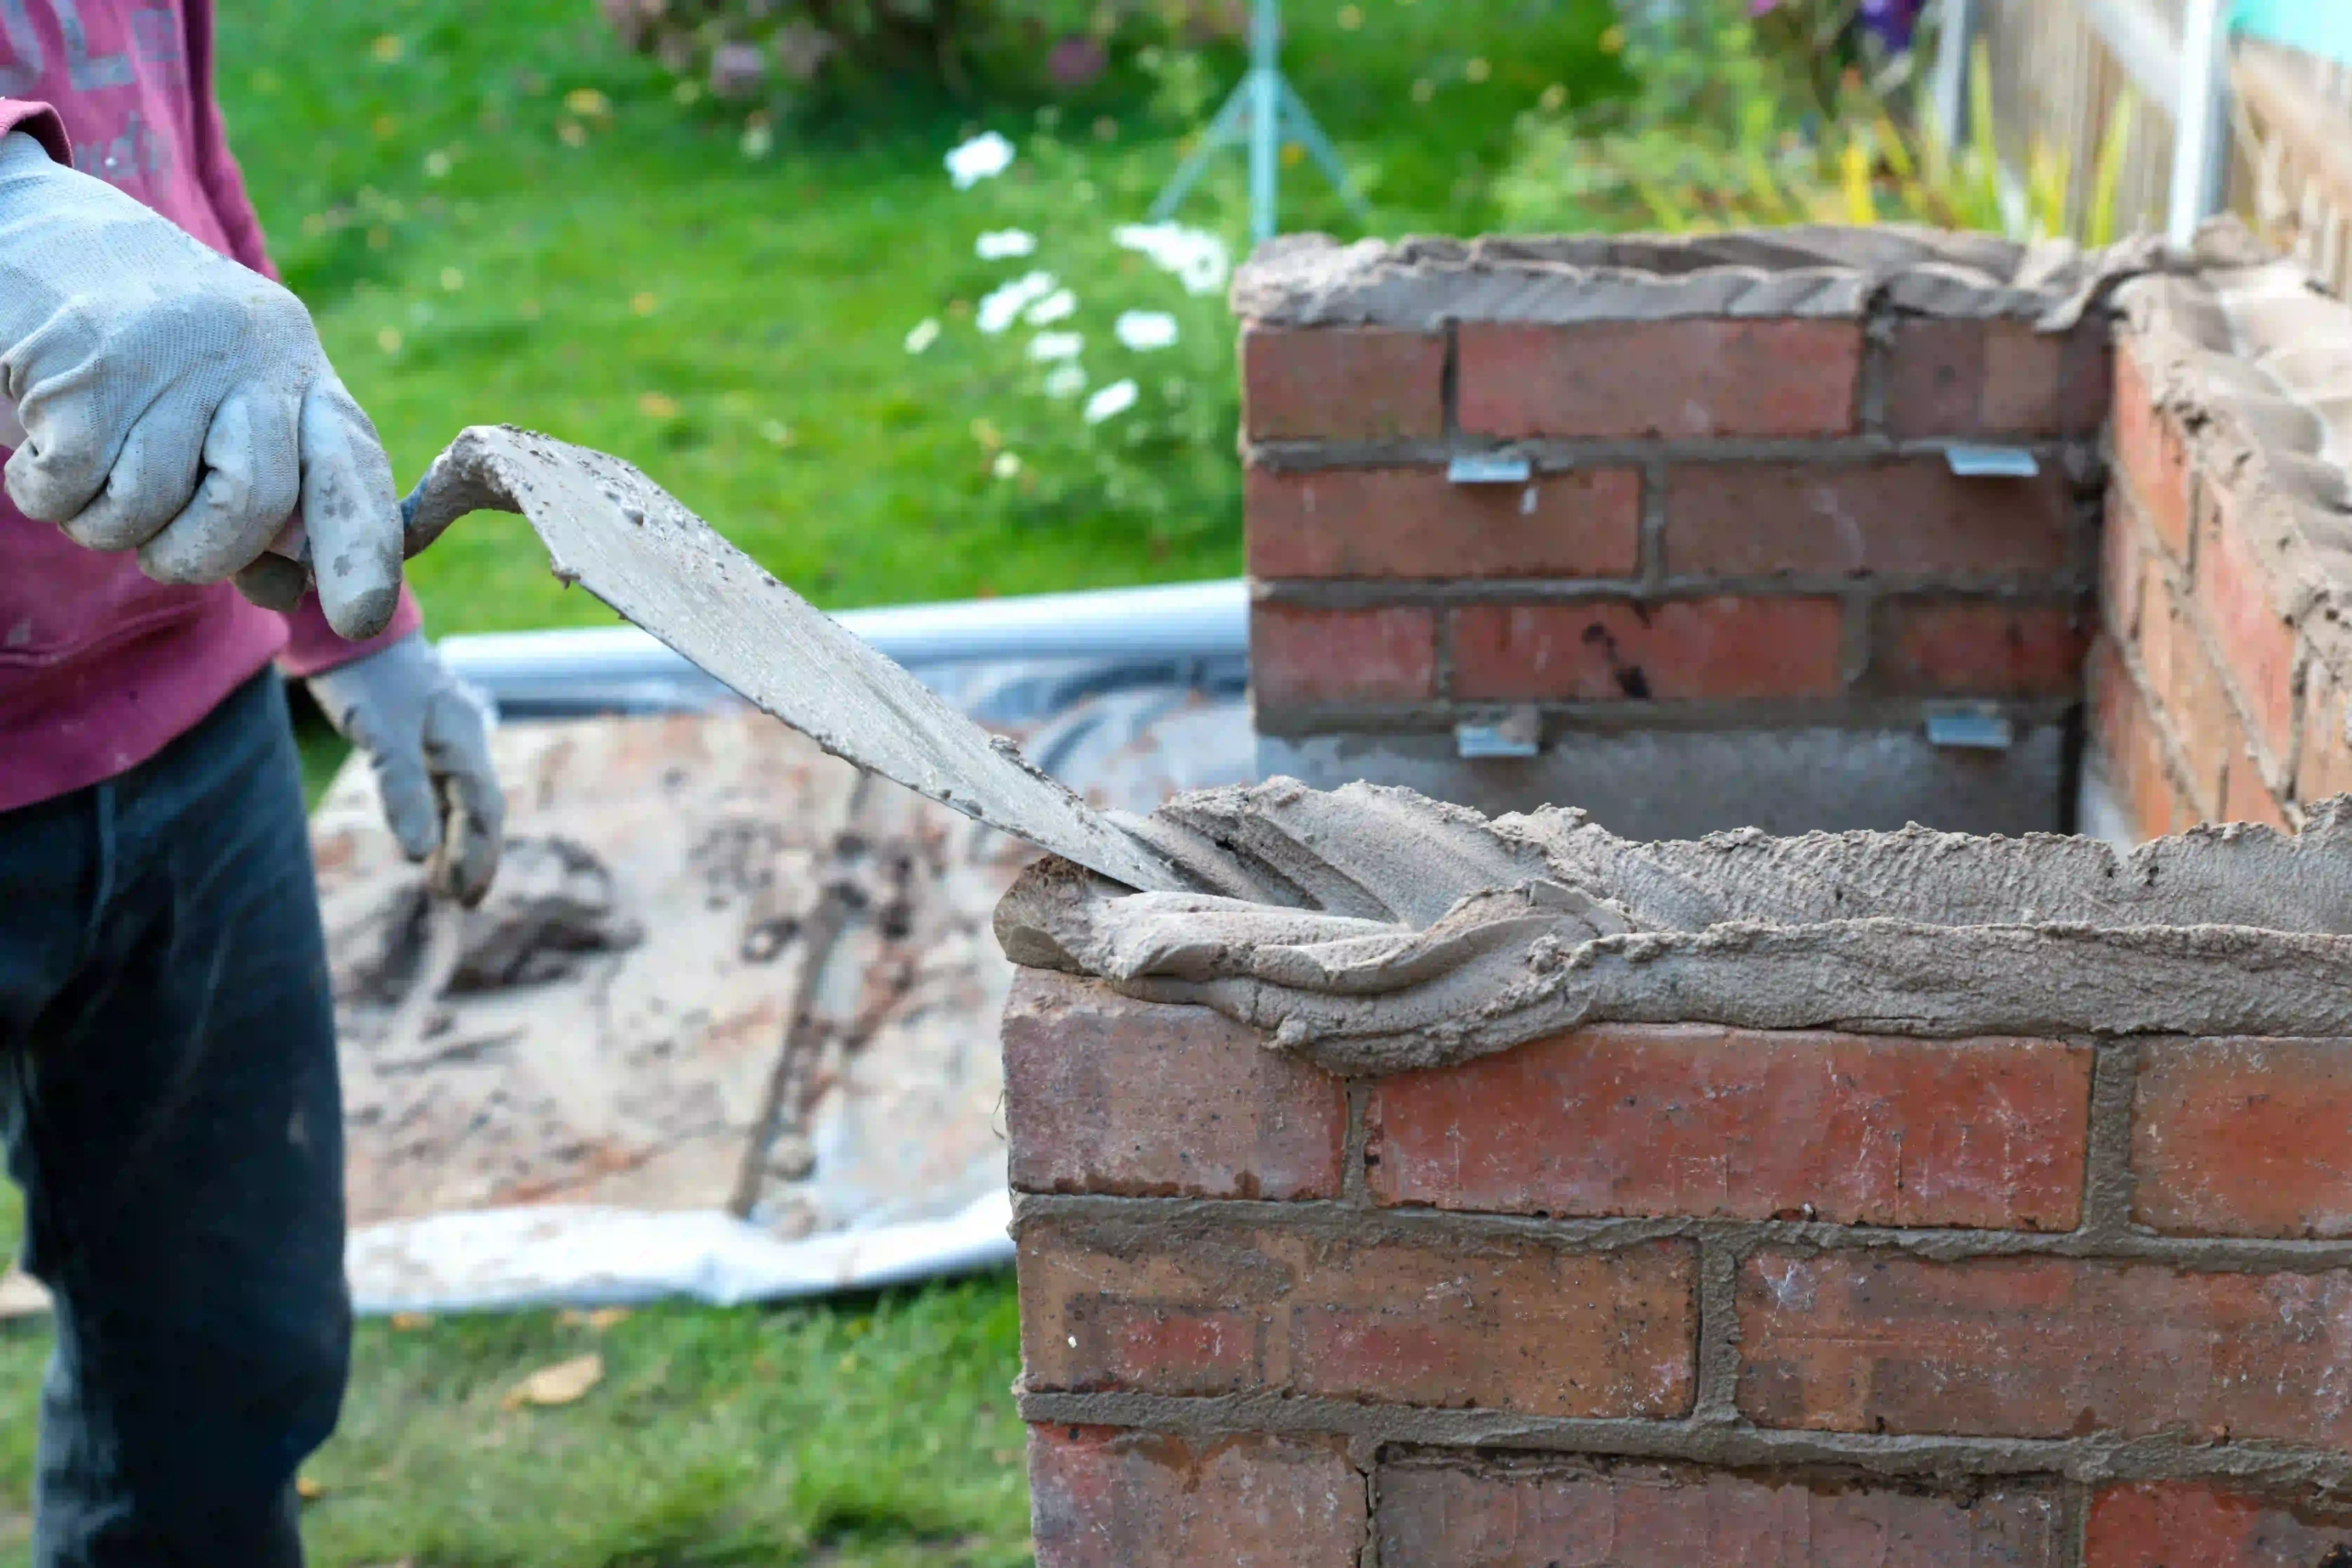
[500,1351,605,1410]
[0,1270,51,1320]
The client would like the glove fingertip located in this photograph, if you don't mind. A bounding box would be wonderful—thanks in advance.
[322,580,401,642]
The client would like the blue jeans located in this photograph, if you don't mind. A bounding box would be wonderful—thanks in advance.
[0,670,347,1567]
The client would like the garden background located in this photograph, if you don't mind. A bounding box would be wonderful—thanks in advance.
[0,1,1987,1561]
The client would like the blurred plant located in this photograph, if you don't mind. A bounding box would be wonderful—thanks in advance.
[599,0,1247,119]
[1498,2,2139,243]
[901,128,1240,544]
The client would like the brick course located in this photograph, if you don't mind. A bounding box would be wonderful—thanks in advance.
[2111,339,2193,561]
[1250,602,1435,708]
[1003,973,1346,1201]
[1449,598,1849,703]
[1245,464,1644,581]
[1885,317,2110,440]
[1873,601,2090,698]
[1737,1252,2352,1447]
[1241,325,1445,441]
[1376,1461,2070,1567]
[2085,1483,2352,1568]
[1017,1212,1696,1417]
[1456,318,1864,440]
[1029,1427,1366,1568]
[1663,462,2075,581]
[1364,1024,2091,1229]
[2194,489,2301,770]
[2134,1038,2352,1238]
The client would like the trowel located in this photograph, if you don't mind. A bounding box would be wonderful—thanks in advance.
[274,424,1190,893]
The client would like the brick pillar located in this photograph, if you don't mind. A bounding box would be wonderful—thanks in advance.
[1235,231,2110,840]
[1004,967,2352,1566]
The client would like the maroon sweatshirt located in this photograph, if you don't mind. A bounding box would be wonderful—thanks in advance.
[0,0,421,812]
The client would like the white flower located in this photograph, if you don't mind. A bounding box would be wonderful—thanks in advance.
[1027,332,1084,362]
[1043,364,1088,400]
[1114,310,1180,351]
[1113,222,1231,296]
[978,271,1057,335]
[1083,378,1139,425]
[946,130,1015,189]
[1025,288,1079,326]
[992,450,1023,479]
[976,228,1037,260]
[904,318,942,355]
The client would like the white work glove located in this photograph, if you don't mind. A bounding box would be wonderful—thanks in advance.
[0,131,403,640]
[308,633,504,906]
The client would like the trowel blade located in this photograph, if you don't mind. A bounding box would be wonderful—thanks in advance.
[400,425,1187,893]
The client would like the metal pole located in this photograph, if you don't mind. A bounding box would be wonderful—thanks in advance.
[1930,0,1978,146]
[1147,0,1363,235]
[1248,0,1281,243]
[2168,0,2230,246]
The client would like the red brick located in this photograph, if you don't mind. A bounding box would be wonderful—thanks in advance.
[2088,637,2193,841]
[1886,318,2109,439]
[1457,319,1862,440]
[1365,1025,2089,1229]
[1246,465,1643,581]
[2102,488,2145,641]
[2300,662,2352,809]
[1241,325,1445,442]
[2221,743,2291,829]
[1250,603,1435,708]
[2139,570,2234,818]
[1874,601,2089,697]
[2197,489,2302,767]
[1737,1252,2352,1447]
[1002,972,1346,1201]
[2086,1483,2352,1568]
[1665,462,2075,579]
[1376,1461,2068,1567]
[2113,338,2194,560]
[1019,1215,1696,1418]
[1030,1427,1365,1568]
[1450,598,1847,703]
[2135,1038,2352,1237]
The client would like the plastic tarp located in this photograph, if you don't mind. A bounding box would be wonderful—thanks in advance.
[307,585,1250,1317]
[331,586,1248,1319]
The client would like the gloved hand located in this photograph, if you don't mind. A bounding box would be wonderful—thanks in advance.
[0,131,403,640]
[308,633,504,905]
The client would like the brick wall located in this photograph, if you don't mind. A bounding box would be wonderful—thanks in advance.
[2088,258,2352,842]
[1238,232,2111,840]
[1005,969,2352,1567]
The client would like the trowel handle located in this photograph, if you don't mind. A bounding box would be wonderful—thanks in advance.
[258,469,461,581]
[264,516,311,568]
[3,394,458,578]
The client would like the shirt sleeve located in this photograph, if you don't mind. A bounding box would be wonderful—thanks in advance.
[277,585,425,678]
[175,5,421,672]
[0,100,71,166]
[178,6,277,279]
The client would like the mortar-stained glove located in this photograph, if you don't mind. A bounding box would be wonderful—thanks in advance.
[308,632,504,906]
[0,131,404,640]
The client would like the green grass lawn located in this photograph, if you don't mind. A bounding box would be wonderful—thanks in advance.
[221,0,1620,634]
[0,1171,1032,1565]
[0,1,1623,1562]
